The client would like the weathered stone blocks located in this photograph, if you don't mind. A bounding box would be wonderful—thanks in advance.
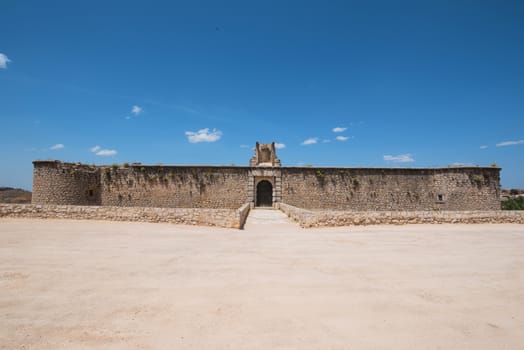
[280,167,500,211]
[0,203,251,229]
[278,203,523,228]
[32,161,501,212]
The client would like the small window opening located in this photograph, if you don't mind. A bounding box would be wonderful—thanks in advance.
[88,189,94,197]
[437,194,444,202]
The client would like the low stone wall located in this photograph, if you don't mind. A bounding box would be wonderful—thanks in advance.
[277,203,524,228]
[237,203,251,229]
[0,203,252,229]
[277,203,316,226]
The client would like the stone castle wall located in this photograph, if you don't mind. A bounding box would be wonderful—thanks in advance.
[33,161,250,209]
[99,165,249,209]
[32,161,100,205]
[281,167,500,211]
[32,161,501,211]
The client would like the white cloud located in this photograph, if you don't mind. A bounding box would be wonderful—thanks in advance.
[274,142,286,149]
[496,140,524,147]
[50,143,64,150]
[0,53,11,69]
[332,127,347,133]
[480,145,488,149]
[301,137,318,145]
[131,105,143,115]
[90,145,117,156]
[322,139,331,143]
[96,149,117,156]
[336,135,349,141]
[240,144,250,148]
[185,128,222,143]
[383,154,415,163]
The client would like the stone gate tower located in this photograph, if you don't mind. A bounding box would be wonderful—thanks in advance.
[250,142,281,167]
[248,142,282,208]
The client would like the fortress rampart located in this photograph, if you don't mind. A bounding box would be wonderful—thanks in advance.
[32,160,501,211]
[33,162,250,209]
[281,167,500,211]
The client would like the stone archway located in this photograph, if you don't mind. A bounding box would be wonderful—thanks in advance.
[256,180,273,207]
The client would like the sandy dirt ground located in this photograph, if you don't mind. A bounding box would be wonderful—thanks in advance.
[1,209,524,349]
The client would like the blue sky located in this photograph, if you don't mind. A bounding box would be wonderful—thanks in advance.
[1,0,523,190]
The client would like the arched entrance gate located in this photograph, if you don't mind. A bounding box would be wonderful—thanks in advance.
[256,180,273,207]
[248,166,281,208]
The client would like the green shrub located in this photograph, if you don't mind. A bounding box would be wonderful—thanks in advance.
[473,175,484,187]
[502,197,524,210]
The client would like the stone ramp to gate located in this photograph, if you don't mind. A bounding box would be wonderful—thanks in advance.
[243,208,297,231]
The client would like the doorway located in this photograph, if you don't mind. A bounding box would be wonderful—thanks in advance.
[256,180,273,207]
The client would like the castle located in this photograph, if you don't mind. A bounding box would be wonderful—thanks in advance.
[32,142,501,211]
